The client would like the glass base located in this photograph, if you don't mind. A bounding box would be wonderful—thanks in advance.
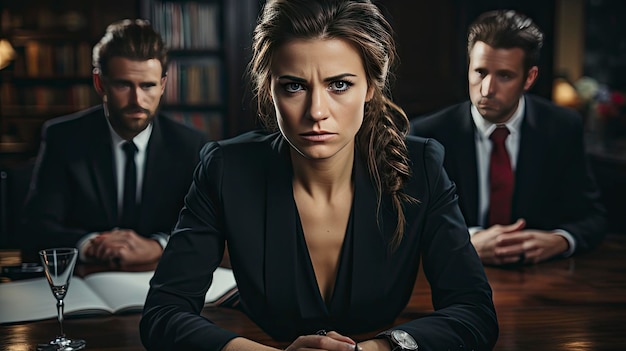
[37,336,86,351]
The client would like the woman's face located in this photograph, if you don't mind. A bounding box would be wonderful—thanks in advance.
[270,38,373,161]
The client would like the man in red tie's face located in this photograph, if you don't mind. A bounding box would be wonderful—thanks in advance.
[468,40,538,125]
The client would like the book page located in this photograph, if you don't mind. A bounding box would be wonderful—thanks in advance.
[205,267,237,305]
[0,268,237,324]
[83,271,155,314]
[83,267,237,313]
[0,276,112,324]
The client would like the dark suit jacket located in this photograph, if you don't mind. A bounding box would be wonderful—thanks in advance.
[22,105,208,252]
[140,131,498,350]
[410,94,607,254]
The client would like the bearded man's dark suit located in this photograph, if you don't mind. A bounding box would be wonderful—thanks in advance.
[410,94,607,254]
[22,105,208,253]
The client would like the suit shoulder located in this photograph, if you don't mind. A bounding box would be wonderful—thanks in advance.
[404,136,448,197]
[201,130,277,158]
[43,106,103,131]
[526,94,583,128]
[219,130,276,148]
[41,106,104,141]
[527,94,581,119]
[410,101,469,134]
[406,135,445,167]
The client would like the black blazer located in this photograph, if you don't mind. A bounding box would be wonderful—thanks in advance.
[410,94,607,254]
[140,131,498,350]
[23,105,208,252]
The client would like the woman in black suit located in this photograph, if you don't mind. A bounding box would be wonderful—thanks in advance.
[140,1,498,350]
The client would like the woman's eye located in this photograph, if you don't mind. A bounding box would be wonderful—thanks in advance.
[284,83,303,93]
[330,81,352,92]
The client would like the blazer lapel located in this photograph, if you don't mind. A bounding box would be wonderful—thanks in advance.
[451,104,480,225]
[514,97,545,218]
[89,113,117,225]
[264,136,301,318]
[140,117,170,233]
[350,152,393,307]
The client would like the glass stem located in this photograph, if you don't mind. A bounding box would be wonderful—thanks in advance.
[57,299,65,338]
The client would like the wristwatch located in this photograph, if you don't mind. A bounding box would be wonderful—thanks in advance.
[377,329,419,350]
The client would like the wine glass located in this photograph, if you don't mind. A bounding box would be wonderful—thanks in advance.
[38,248,86,351]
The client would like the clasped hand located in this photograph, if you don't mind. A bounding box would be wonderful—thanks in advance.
[283,330,393,351]
[84,228,163,269]
[225,330,394,350]
[281,331,358,351]
[472,219,570,265]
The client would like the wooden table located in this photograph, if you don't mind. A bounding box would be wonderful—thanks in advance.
[2,235,625,350]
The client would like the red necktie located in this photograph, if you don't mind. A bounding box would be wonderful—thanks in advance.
[488,126,514,226]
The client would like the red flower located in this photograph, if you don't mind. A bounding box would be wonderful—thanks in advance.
[597,91,626,120]
[597,102,616,119]
[610,91,626,106]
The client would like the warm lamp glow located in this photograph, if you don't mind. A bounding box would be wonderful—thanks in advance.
[553,77,581,109]
[0,39,16,70]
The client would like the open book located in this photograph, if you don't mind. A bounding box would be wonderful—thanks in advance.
[0,267,237,324]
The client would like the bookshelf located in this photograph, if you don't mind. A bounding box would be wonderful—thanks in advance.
[141,0,260,139]
[0,0,139,164]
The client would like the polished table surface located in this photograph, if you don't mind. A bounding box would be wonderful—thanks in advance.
[1,234,625,350]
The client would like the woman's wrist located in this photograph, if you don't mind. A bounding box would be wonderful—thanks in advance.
[357,338,391,351]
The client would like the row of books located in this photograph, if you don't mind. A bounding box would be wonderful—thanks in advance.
[164,58,222,105]
[0,6,89,32]
[0,84,96,112]
[167,111,223,141]
[14,41,92,78]
[150,1,220,50]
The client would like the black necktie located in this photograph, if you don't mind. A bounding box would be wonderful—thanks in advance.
[488,126,514,226]
[120,141,138,229]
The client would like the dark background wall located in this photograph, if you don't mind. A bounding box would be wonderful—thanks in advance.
[583,0,626,91]
[383,0,555,119]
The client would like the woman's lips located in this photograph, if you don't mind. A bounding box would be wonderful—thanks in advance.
[300,132,335,142]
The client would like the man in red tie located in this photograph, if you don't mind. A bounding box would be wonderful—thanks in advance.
[410,10,607,265]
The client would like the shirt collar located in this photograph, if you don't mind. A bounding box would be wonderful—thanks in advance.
[471,95,525,140]
[105,116,153,152]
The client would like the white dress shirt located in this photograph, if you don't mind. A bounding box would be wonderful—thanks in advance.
[111,122,152,214]
[78,117,168,261]
[469,96,576,257]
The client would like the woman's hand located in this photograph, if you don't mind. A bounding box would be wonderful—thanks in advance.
[222,332,359,351]
[285,330,358,351]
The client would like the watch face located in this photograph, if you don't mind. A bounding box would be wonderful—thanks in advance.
[391,330,419,350]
